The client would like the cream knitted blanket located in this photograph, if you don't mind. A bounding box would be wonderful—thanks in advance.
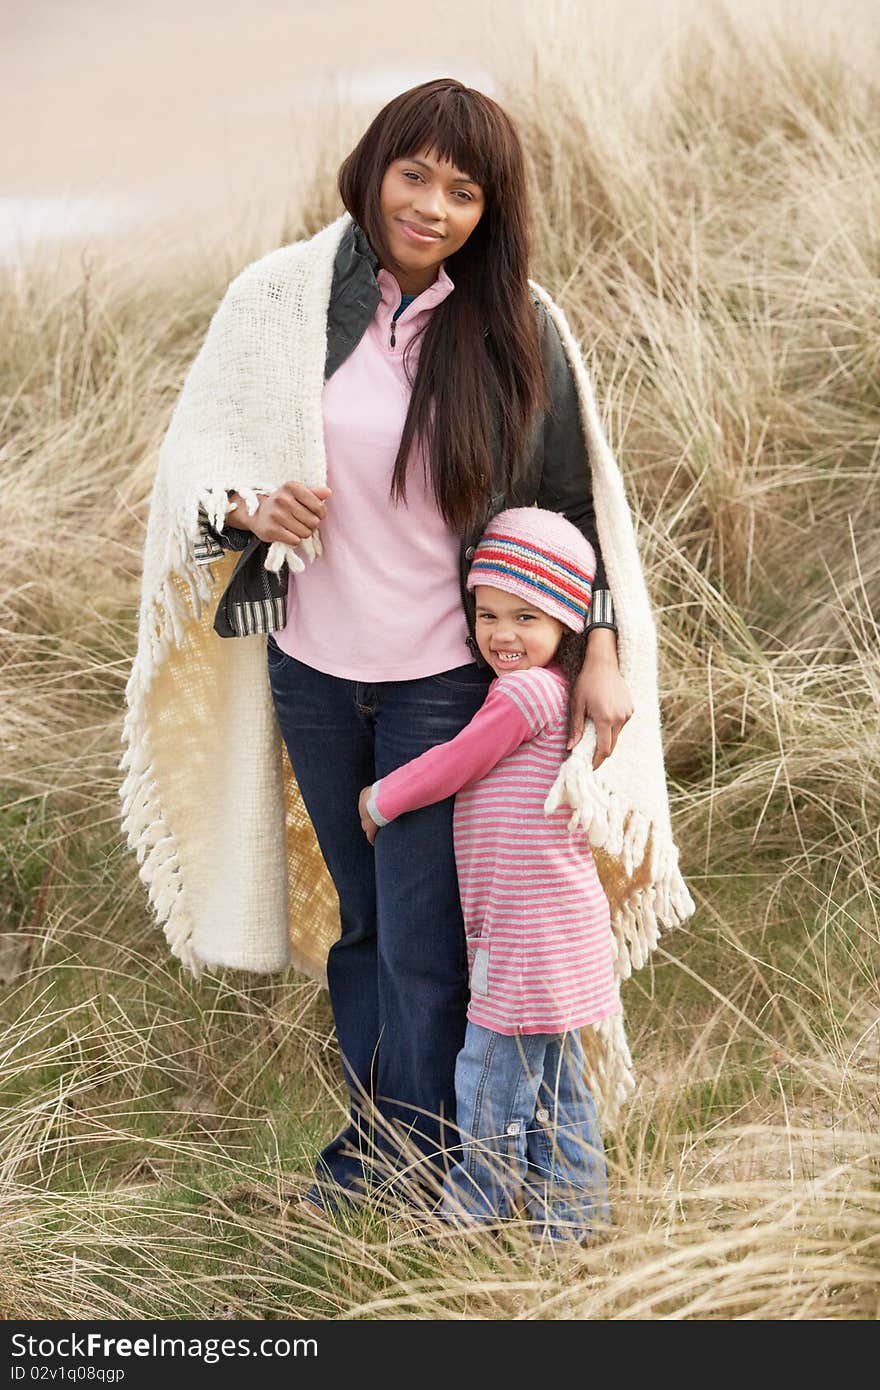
[120,212,694,1123]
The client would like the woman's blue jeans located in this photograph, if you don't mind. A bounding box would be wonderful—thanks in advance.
[267,639,493,1200]
[443,1023,610,1241]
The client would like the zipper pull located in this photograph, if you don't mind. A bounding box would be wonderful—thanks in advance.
[390,319,396,349]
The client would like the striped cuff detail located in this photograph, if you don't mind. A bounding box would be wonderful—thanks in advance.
[194,504,252,565]
[229,595,287,636]
[366,780,390,827]
[586,588,616,630]
[193,512,226,566]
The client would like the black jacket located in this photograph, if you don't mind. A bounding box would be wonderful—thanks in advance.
[195,222,616,656]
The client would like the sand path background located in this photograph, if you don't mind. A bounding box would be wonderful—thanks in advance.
[1,0,499,251]
[2,0,873,255]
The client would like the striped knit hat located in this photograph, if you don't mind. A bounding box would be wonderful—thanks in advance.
[466,508,596,632]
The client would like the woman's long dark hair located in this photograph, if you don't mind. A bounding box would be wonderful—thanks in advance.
[338,80,547,535]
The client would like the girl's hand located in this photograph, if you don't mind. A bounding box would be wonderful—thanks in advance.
[358,786,379,846]
[567,628,634,769]
[229,482,332,546]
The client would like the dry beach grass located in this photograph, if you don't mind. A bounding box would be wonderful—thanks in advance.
[1,5,878,1318]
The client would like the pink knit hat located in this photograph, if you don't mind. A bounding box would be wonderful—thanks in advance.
[466,508,596,632]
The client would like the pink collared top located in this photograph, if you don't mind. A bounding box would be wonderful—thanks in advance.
[273,264,472,681]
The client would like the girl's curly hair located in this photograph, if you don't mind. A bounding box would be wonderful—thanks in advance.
[553,628,588,743]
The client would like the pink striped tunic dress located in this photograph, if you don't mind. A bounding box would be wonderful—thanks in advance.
[371,665,621,1035]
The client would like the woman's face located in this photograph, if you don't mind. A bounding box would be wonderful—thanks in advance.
[377,147,485,294]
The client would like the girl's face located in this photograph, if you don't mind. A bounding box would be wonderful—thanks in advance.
[377,147,485,295]
[474,585,565,677]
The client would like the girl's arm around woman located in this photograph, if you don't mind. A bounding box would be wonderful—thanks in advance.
[357,676,538,844]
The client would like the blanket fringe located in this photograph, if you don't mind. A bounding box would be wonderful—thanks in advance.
[193,483,324,578]
[546,738,696,989]
[125,492,324,980]
[121,534,208,980]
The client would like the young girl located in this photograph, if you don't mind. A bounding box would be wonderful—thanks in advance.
[358,508,620,1239]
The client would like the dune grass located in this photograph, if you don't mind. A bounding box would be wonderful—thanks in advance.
[1,4,878,1318]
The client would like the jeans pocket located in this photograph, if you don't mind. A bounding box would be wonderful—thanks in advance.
[266,634,291,672]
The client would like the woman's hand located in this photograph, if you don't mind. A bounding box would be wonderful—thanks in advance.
[229,482,332,546]
[358,786,379,846]
[567,628,634,769]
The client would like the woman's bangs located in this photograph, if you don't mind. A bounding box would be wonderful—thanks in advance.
[390,95,498,195]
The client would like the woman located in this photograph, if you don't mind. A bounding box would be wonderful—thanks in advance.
[121,80,694,1214]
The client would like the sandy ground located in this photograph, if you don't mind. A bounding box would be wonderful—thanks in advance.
[2,0,874,256]
[1,0,499,252]
[2,0,498,188]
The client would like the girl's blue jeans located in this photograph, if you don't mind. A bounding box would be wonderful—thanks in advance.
[267,639,493,1201]
[443,1022,610,1241]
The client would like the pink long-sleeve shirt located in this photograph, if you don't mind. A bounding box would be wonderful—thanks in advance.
[369,665,620,1036]
[273,264,471,681]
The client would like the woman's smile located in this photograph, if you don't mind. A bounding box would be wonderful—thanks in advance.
[397,218,445,244]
